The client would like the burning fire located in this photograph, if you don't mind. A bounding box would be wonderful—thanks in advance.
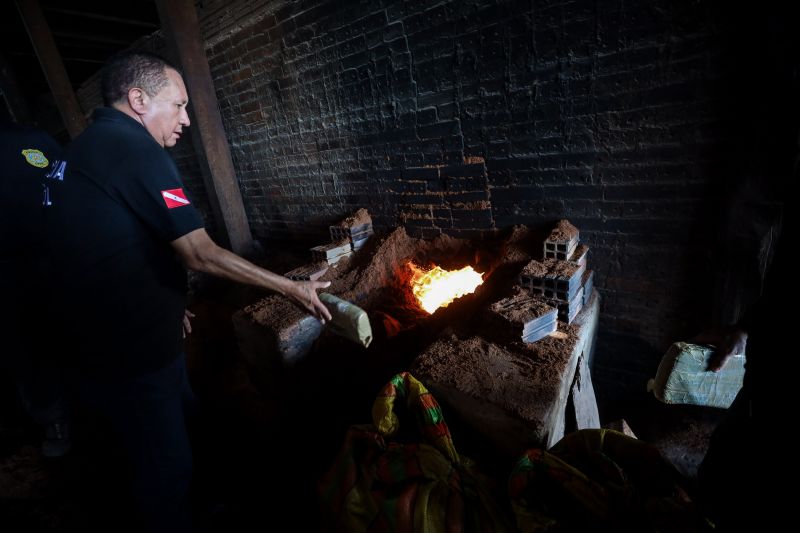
[409,263,484,314]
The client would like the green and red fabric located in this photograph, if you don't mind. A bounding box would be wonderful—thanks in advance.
[319,372,512,532]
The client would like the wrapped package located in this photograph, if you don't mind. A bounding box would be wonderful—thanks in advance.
[319,293,373,348]
[647,342,745,409]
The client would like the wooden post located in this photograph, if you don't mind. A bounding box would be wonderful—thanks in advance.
[155,0,253,255]
[15,0,86,138]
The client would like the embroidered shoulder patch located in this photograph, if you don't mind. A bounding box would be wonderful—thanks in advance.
[161,188,191,209]
[22,149,49,168]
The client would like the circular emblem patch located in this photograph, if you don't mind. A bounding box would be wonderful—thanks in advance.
[22,149,49,168]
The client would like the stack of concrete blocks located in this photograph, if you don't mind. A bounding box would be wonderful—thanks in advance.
[284,211,374,282]
[481,220,598,349]
[526,220,596,324]
[487,289,558,343]
[505,221,597,327]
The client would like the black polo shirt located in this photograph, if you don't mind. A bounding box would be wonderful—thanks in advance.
[0,123,62,263]
[1,124,62,365]
[45,108,203,377]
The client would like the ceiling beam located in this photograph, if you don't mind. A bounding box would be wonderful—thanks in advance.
[43,6,159,29]
[7,51,105,64]
[156,0,254,255]
[15,0,86,138]
[52,31,131,46]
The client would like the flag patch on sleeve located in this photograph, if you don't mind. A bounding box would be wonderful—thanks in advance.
[161,188,191,209]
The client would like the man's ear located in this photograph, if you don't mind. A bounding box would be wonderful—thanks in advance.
[127,88,148,115]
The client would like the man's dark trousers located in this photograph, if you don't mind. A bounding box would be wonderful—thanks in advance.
[75,353,197,533]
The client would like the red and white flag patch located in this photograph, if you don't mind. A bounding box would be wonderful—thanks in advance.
[161,188,191,209]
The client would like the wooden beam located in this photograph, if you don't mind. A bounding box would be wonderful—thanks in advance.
[8,51,104,64]
[42,7,159,29]
[15,0,87,139]
[52,31,131,46]
[156,0,253,255]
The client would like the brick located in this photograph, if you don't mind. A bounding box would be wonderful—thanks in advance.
[440,163,485,178]
[417,121,460,139]
[486,158,539,171]
[443,191,489,204]
[489,186,544,203]
[451,216,494,230]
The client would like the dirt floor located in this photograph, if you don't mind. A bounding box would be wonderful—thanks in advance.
[0,236,726,531]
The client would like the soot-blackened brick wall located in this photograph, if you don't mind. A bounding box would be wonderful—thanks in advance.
[79,1,796,388]
[200,0,777,351]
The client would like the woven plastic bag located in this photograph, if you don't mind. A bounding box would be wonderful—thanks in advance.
[318,372,513,532]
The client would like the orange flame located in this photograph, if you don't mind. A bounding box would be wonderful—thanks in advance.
[409,263,484,314]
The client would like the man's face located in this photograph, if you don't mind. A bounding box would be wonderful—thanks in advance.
[141,68,190,148]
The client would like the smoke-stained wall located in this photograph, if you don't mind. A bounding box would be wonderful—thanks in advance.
[77,0,797,388]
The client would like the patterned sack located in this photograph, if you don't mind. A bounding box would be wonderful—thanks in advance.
[318,372,513,532]
[509,429,712,532]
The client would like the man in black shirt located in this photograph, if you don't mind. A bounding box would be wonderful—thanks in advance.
[45,51,331,532]
[0,121,70,458]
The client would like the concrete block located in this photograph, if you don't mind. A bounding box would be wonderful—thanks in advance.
[520,258,585,303]
[543,219,580,260]
[487,287,558,342]
[329,222,373,242]
[233,306,323,372]
[570,243,589,266]
[521,319,558,344]
[581,270,595,306]
[284,262,329,281]
[350,229,374,251]
[551,285,584,324]
[311,241,353,265]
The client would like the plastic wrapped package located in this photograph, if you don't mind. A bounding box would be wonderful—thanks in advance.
[647,342,745,409]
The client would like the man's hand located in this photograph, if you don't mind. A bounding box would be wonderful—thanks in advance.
[182,309,195,338]
[285,280,333,323]
[692,326,748,372]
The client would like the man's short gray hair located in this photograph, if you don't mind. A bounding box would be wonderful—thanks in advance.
[101,50,179,106]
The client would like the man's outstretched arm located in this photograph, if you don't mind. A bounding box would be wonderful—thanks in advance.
[171,228,332,322]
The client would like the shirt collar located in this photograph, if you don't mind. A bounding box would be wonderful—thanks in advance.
[92,107,148,132]
[91,107,162,146]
